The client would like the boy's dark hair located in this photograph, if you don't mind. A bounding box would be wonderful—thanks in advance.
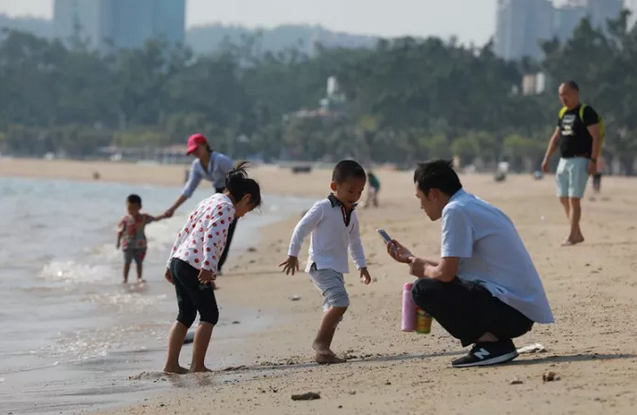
[564,80,579,91]
[414,160,462,196]
[332,160,366,183]
[127,194,142,205]
[225,161,262,208]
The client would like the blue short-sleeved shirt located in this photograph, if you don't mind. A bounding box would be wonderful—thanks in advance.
[441,189,554,324]
[182,152,233,198]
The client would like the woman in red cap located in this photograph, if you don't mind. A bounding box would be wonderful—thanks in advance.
[164,134,236,276]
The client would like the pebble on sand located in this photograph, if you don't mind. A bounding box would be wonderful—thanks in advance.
[543,372,559,382]
[291,392,321,401]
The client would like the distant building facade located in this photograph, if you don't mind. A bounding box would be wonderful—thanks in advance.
[495,0,554,61]
[495,0,627,60]
[53,0,185,52]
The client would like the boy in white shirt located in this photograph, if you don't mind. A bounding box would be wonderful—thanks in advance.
[279,160,372,364]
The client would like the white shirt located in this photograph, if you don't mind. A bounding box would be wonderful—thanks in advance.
[441,190,554,324]
[167,194,235,273]
[288,195,366,274]
[182,152,234,197]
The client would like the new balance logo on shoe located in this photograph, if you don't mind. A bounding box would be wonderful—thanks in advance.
[452,340,519,368]
[474,348,490,360]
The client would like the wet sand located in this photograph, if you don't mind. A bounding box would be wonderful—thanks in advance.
[3,158,637,415]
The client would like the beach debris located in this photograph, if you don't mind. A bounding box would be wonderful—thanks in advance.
[290,295,301,301]
[518,343,546,354]
[385,381,392,386]
[232,320,240,324]
[221,365,247,372]
[509,378,524,385]
[543,371,559,382]
[338,405,343,409]
[248,247,257,252]
[349,391,356,395]
[291,392,321,401]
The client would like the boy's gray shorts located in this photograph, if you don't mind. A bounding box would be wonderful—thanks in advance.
[308,263,350,311]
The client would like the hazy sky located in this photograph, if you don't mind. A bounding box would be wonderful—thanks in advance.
[0,0,611,46]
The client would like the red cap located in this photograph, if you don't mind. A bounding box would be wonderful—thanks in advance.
[186,134,208,155]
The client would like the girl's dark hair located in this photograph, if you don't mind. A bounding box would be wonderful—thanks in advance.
[225,161,262,208]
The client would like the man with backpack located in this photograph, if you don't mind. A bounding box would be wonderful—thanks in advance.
[541,80,604,246]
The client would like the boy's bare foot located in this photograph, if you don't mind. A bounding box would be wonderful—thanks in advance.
[312,340,345,363]
[190,366,213,373]
[315,353,346,364]
[122,280,128,284]
[137,278,146,283]
[312,340,335,357]
[163,365,189,374]
[561,236,584,246]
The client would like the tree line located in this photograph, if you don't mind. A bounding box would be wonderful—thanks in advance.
[0,11,636,174]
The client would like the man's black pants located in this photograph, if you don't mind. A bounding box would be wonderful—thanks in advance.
[411,278,533,347]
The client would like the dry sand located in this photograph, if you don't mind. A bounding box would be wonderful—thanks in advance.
[3,158,637,415]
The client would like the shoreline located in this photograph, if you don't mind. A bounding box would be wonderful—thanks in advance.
[3,158,637,415]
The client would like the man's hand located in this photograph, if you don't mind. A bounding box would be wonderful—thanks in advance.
[164,268,173,284]
[359,267,372,285]
[279,256,300,275]
[588,160,597,175]
[541,159,549,173]
[408,258,427,278]
[386,239,413,264]
[197,268,216,284]
[163,208,175,219]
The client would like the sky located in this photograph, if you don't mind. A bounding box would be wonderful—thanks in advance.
[0,0,500,45]
[0,0,626,46]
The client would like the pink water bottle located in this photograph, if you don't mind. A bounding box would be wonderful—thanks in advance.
[402,282,417,332]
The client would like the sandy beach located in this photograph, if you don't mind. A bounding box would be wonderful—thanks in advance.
[2,158,637,415]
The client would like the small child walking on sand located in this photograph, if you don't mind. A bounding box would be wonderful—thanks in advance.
[279,160,372,364]
[364,171,381,208]
[163,163,261,374]
[116,194,165,283]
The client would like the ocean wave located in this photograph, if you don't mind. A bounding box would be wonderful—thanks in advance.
[39,261,114,284]
[85,292,168,312]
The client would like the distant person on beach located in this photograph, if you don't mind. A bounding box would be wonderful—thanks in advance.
[163,163,261,374]
[279,160,372,364]
[164,134,235,275]
[385,160,553,368]
[364,171,380,208]
[541,80,603,246]
[116,194,165,284]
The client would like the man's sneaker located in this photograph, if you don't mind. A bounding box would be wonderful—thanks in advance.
[452,339,519,368]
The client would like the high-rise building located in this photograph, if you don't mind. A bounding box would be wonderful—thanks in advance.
[495,0,626,60]
[494,0,554,61]
[53,0,185,53]
[630,0,637,27]
[554,0,624,40]
[553,1,588,41]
